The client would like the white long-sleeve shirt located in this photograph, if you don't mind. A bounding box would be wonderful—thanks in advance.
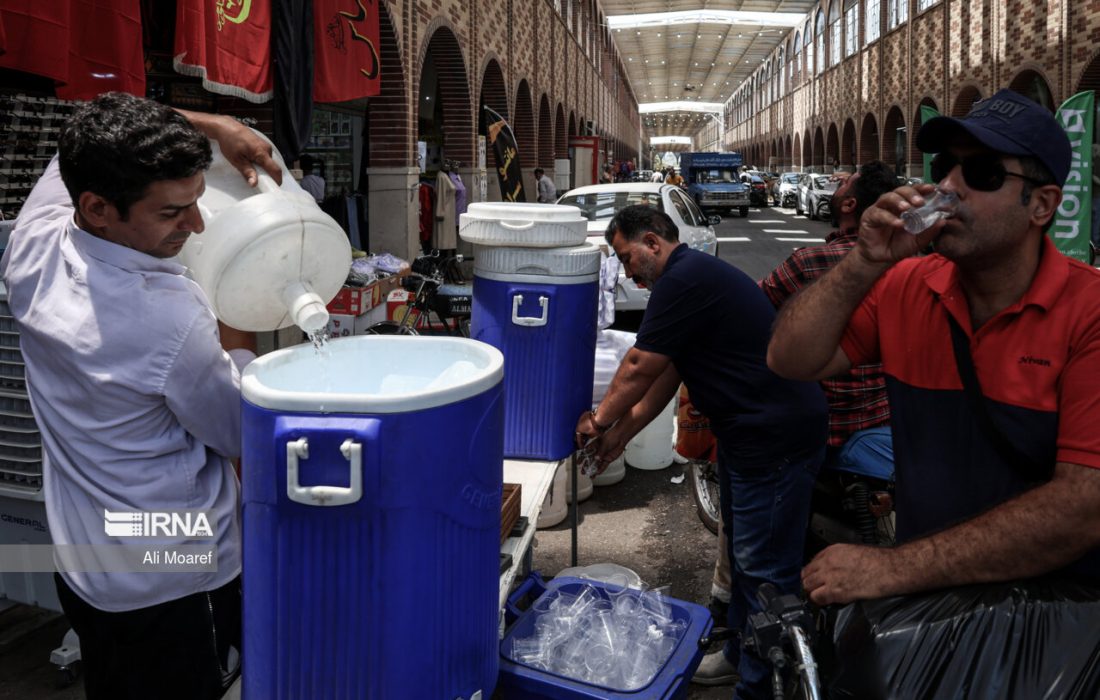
[1,158,246,611]
[537,174,556,203]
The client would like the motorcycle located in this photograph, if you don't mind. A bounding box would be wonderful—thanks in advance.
[679,387,895,549]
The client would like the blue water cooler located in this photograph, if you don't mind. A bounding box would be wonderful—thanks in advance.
[240,335,504,700]
[471,242,601,460]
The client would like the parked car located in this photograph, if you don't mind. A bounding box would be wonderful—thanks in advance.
[743,170,778,203]
[556,183,718,311]
[741,174,769,207]
[794,173,821,216]
[801,175,840,221]
[773,172,801,207]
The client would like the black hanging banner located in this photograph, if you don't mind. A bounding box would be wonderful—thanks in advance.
[484,106,526,202]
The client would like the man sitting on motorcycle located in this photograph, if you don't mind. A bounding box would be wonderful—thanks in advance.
[768,89,1100,605]
[760,161,900,474]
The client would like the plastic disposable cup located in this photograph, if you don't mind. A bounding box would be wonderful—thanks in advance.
[901,189,959,234]
[583,643,617,685]
[622,647,660,690]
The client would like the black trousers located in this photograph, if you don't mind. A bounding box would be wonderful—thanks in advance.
[54,574,241,700]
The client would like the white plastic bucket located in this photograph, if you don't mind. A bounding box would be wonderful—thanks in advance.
[177,131,351,333]
[625,396,678,471]
[592,454,626,486]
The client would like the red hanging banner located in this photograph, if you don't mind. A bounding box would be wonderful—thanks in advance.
[313,0,380,103]
[174,0,273,103]
[0,1,143,100]
[56,0,145,100]
[0,2,70,84]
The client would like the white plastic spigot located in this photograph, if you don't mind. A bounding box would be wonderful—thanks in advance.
[282,280,330,333]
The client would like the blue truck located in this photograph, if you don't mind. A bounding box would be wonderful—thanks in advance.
[679,152,751,218]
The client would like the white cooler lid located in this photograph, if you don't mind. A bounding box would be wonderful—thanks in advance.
[459,202,587,248]
[473,241,602,280]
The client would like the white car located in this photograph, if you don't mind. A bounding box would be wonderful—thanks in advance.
[556,183,719,312]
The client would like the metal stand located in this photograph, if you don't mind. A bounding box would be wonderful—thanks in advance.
[570,452,579,567]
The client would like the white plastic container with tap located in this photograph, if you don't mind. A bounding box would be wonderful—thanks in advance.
[175,131,352,333]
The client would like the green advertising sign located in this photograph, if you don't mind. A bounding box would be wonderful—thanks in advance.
[1051,91,1095,262]
[920,105,940,182]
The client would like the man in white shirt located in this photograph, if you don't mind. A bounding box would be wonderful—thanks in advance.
[298,153,326,203]
[0,92,281,699]
[535,167,556,203]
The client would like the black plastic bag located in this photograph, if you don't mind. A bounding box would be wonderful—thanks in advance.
[830,579,1100,699]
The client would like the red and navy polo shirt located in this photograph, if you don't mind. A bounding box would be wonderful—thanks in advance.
[840,236,1100,572]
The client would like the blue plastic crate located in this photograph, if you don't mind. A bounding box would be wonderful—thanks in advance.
[498,575,713,700]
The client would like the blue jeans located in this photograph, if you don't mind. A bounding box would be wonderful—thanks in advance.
[718,441,823,700]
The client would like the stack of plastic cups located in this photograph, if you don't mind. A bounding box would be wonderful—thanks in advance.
[508,577,687,690]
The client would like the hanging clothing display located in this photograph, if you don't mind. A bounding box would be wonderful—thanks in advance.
[418,182,435,244]
[449,171,468,216]
[434,170,457,249]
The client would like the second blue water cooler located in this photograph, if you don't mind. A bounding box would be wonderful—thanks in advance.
[471,242,601,460]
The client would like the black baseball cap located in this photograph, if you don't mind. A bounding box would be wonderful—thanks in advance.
[917,88,1071,186]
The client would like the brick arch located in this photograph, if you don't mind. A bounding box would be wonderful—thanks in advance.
[801,130,811,168]
[568,111,577,137]
[417,23,474,165]
[1008,67,1055,112]
[555,103,567,159]
[825,122,839,170]
[841,118,856,169]
[538,94,554,168]
[882,105,906,175]
[1074,48,1100,95]
[911,96,938,164]
[859,113,879,164]
[514,79,536,168]
[812,126,825,170]
[785,135,793,168]
[478,56,508,131]
[951,85,983,117]
[365,1,409,168]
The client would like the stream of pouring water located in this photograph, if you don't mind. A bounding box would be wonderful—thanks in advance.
[306,329,333,410]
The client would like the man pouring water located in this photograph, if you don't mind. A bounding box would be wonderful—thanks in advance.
[1,92,282,699]
[767,89,1100,605]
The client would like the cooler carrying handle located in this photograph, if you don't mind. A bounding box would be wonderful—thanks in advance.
[286,437,363,506]
[511,294,549,327]
[499,220,536,231]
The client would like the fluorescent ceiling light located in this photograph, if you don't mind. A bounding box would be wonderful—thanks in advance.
[608,10,804,30]
[651,136,693,145]
[640,102,723,114]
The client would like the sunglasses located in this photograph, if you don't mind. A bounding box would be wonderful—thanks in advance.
[930,152,1048,192]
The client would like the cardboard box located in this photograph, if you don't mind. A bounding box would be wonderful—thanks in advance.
[325,314,357,338]
[326,269,409,316]
[387,289,413,322]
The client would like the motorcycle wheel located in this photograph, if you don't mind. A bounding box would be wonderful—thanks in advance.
[365,320,419,335]
[689,459,721,535]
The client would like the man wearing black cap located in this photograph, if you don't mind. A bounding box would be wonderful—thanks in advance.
[768,88,1100,605]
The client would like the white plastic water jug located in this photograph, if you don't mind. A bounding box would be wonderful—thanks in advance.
[176,132,351,333]
[625,396,678,470]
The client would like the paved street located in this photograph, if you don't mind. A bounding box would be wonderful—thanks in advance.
[713,203,836,282]
[0,203,834,699]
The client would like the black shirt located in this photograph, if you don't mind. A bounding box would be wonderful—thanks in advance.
[635,245,827,463]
